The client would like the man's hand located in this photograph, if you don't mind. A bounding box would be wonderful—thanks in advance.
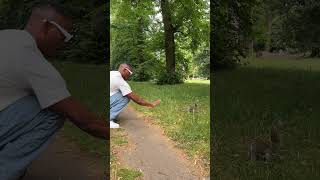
[148,99,161,109]
[49,96,109,140]
[126,92,160,109]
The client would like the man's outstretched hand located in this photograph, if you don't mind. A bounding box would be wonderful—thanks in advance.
[149,99,161,109]
[127,92,161,109]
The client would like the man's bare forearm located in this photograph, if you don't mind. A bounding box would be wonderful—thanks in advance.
[126,93,153,107]
[50,97,109,140]
[72,113,109,139]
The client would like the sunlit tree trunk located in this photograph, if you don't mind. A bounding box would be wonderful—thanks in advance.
[160,0,176,74]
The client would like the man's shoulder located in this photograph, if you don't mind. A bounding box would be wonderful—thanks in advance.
[110,71,127,82]
[110,71,121,77]
[0,29,35,48]
[0,29,31,41]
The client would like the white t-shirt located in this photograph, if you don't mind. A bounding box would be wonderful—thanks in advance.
[0,29,71,111]
[110,71,132,96]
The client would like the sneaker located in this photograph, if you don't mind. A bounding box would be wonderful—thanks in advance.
[110,121,120,129]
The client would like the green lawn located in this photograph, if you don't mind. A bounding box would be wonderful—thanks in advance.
[213,57,320,179]
[128,80,210,173]
[110,129,142,180]
[53,62,107,157]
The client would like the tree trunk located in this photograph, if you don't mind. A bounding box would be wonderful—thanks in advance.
[266,9,273,52]
[137,17,144,64]
[160,0,176,74]
[310,47,320,58]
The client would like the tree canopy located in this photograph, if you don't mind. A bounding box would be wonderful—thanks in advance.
[212,0,320,70]
[0,0,108,64]
[111,0,210,83]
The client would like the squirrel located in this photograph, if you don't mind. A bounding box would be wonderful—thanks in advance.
[248,121,282,161]
[187,99,200,113]
[188,103,198,113]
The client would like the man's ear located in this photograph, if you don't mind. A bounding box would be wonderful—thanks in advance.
[40,19,50,37]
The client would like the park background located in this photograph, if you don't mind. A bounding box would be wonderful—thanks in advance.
[110,0,210,179]
[212,0,320,179]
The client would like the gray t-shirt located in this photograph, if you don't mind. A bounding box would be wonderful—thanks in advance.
[0,29,71,111]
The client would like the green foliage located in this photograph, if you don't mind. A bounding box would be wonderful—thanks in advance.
[194,47,210,78]
[0,0,107,64]
[250,0,320,56]
[62,3,108,64]
[253,39,266,52]
[156,71,183,85]
[111,0,209,83]
[280,0,320,56]
[212,0,258,70]
[111,0,156,81]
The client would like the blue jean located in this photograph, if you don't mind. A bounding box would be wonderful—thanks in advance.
[110,91,130,121]
[0,95,64,180]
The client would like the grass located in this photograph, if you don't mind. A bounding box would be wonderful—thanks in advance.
[52,62,107,157]
[110,129,142,180]
[128,79,210,174]
[55,62,142,179]
[213,57,320,179]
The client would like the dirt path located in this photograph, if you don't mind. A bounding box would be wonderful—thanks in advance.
[115,106,205,180]
[23,132,106,180]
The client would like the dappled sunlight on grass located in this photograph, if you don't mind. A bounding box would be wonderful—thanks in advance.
[185,79,210,84]
[247,57,320,71]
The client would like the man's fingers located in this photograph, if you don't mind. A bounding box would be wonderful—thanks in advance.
[146,99,161,109]
[153,99,161,106]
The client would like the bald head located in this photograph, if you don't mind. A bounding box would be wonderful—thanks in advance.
[25,3,73,57]
[118,63,133,80]
[30,3,70,22]
[118,63,132,71]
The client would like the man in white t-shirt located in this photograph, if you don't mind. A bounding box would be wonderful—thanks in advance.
[0,3,108,179]
[110,64,161,128]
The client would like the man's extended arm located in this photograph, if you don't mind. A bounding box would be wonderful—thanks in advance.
[49,97,109,140]
[126,92,161,108]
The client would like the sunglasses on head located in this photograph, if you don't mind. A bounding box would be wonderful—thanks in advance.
[125,68,133,75]
[42,19,73,42]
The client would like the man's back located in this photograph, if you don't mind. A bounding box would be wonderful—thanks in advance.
[110,70,132,97]
[0,29,69,111]
[0,30,36,110]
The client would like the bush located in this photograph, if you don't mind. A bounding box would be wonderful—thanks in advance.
[131,67,152,81]
[156,71,183,85]
[253,39,266,52]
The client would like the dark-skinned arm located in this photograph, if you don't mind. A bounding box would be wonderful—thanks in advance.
[49,96,109,140]
[126,92,161,108]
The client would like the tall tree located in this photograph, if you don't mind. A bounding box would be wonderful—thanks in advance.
[111,0,155,80]
[157,0,209,83]
[280,0,320,57]
[111,0,209,83]
[160,0,176,74]
[212,0,258,70]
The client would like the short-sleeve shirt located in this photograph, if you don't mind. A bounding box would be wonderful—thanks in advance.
[0,29,71,111]
[110,71,132,96]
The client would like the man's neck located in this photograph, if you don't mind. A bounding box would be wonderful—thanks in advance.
[24,27,38,44]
